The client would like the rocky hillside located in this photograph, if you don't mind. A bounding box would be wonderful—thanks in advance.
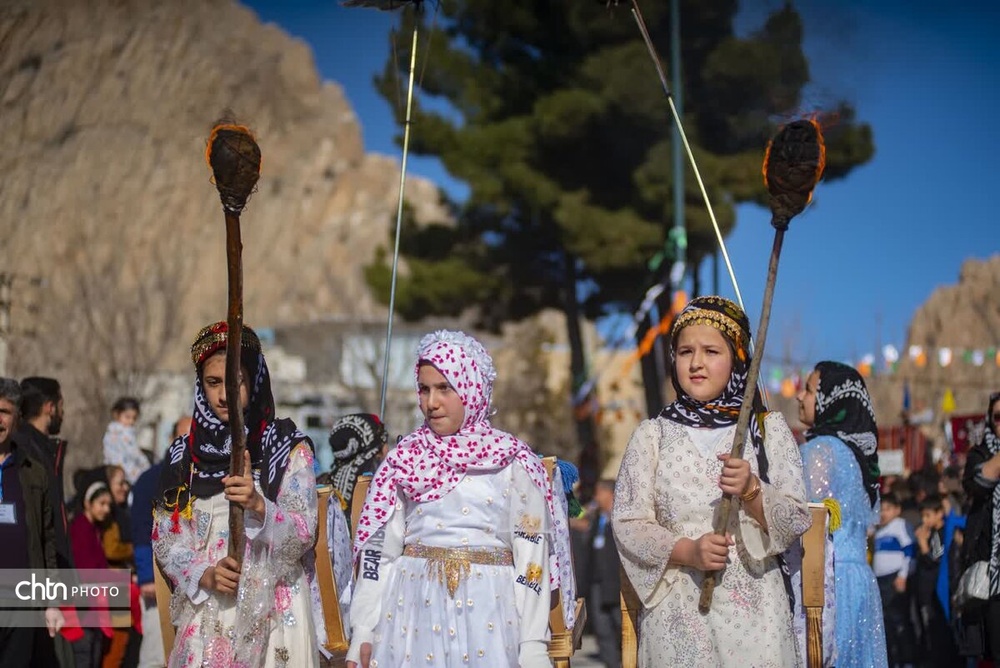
[0,0,445,445]
[868,255,1000,419]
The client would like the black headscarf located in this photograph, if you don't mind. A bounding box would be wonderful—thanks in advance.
[327,413,386,509]
[659,296,771,480]
[806,361,880,508]
[978,391,1000,596]
[156,322,311,527]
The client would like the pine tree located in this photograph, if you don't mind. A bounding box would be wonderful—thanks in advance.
[366,0,874,458]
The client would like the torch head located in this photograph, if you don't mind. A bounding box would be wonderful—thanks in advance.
[762,119,826,230]
[206,124,262,214]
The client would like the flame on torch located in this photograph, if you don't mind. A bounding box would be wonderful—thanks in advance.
[761,117,827,230]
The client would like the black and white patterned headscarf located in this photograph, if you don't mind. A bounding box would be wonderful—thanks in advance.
[328,413,386,509]
[980,391,1000,596]
[805,361,880,508]
[660,296,770,479]
[157,322,311,527]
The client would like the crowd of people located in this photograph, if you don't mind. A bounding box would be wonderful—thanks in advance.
[0,301,998,667]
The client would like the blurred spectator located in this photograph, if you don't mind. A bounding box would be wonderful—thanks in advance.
[914,494,959,665]
[581,479,621,668]
[68,482,114,668]
[959,391,1000,661]
[101,464,137,668]
[103,397,148,485]
[0,377,64,667]
[16,376,75,667]
[132,415,190,668]
[15,377,72,569]
[873,492,917,667]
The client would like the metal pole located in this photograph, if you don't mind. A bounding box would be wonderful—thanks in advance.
[629,1,744,311]
[379,20,419,422]
[669,0,685,286]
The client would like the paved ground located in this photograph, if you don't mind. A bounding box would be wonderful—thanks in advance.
[567,633,607,667]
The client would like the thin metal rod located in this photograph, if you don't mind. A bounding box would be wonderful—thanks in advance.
[698,227,785,613]
[669,0,685,284]
[630,2,745,312]
[379,21,419,421]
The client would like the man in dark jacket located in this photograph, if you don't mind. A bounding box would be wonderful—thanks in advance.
[15,377,73,571]
[582,479,622,668]
[0,377,64,667]
[14,377,76,667]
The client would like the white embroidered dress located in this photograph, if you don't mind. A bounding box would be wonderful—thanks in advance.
[613,413,811,667]
[348,462,552,667]
[153,443,323,668]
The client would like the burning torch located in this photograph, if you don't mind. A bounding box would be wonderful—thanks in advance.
[205,121,261,560]
[699,118,826,613]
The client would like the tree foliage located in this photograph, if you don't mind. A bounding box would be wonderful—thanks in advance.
[365,0,874,327]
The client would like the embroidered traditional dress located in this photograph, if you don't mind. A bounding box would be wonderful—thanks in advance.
[152,322,324,668]
[153,444,319,668]
[615,414,808,666]
[613,296,811,667]
[347,330,572,668]
[350,463,550,667]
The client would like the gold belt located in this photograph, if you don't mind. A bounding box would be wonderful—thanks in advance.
[402,544,514,598]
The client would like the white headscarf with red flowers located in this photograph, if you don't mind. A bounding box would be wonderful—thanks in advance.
[353,330,572,616]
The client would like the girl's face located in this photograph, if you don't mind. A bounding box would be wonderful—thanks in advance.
[201,352,250,424]
[86,492,112,524]
[797,370,821,428]
[674,324,733,403]
[417,363,465,437]
[108,469,129,505]
[114,408,139,427]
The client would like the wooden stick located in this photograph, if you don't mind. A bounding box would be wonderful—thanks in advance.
[205,122,260,561]
[698,227,785,613]
[224,209,247,561]
[803,504,829,668]
[153,559,175,662]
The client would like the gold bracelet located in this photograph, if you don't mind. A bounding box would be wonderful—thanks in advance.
[740,476,761,503]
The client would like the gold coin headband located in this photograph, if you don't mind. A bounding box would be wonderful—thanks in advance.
[190,322,262,366]
[672,297,749,361]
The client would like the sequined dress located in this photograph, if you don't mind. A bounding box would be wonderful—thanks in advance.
[613,413,812,667]
[348,463,552,667]
[153,444,324,668]
[800,436,888,668]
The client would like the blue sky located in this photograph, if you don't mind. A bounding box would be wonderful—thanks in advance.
[242,0,1000,371]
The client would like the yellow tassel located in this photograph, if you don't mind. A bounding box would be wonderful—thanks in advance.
[333,489,348,512]
[822,498,842,532]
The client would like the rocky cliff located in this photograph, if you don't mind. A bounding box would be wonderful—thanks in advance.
[0,0,445,447]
